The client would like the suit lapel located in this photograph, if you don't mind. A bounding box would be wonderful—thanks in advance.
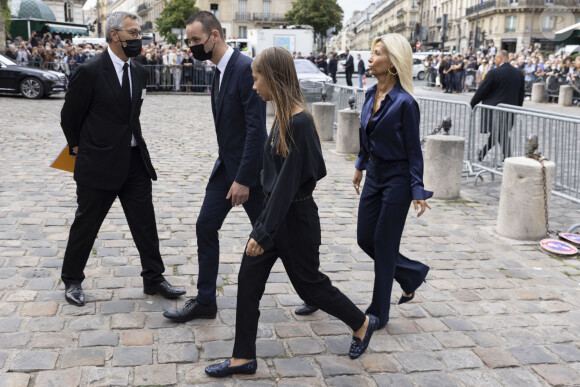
[102,50,124,109]
[129,61,143,127]
[216,49,240,120]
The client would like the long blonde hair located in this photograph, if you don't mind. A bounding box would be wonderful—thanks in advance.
[372,34,414,98]
[251,47,309,157]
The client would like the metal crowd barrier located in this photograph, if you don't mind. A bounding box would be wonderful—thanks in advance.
[142,64,216,92]
[416,97,472,141]
[469,104,580,203]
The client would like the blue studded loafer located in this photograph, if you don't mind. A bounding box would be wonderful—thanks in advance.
[349,314,378,359]
[205,359,257,377]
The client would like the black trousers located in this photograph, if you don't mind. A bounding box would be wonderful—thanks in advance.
[61,147,165,286]
[357,158,429,329]
[480,111,515,161]
[345,70,353,86]
[195,165,264,306]
[232,198,365,359]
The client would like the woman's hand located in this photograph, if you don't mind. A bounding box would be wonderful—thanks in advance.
[352,169,363,195]
[246,238,264,257]
[413,200,431,217]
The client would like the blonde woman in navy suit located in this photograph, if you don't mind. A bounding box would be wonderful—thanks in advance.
[353,34,433,330]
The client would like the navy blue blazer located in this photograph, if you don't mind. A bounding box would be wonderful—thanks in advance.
[210,48,267,187]
[355,82,433,201]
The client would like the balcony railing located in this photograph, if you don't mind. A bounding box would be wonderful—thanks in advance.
[137,3,151,14]
[467,0,578,16]
[396,8,405,16]
[393,22,406,31]
[141,21,153,31]
[466,0,496,16]
[252,13,286,22]
[436,16,441,24]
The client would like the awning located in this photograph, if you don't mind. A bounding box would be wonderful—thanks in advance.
[501,38,517,43]
[554,22,580,42]
[46,23,88,36]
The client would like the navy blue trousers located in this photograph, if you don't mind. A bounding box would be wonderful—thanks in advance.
[357,158,429,329]
[196,165,264,306]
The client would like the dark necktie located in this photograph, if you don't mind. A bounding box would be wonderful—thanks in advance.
[213,68,221,105]
[122,63,132,116]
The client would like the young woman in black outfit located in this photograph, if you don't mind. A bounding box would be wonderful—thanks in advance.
[205,46,378,378]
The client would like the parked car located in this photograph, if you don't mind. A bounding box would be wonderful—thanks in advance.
[0,53,68,99]
[412,57,426,80]
[294,59,333,102]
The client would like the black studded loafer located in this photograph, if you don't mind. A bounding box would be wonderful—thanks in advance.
[295,303,319,315]
[65,283,85,307]
[349,314,378,359]
[143,280,186,299]
[205,359,257,377]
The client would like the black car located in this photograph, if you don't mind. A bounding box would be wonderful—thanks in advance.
[0,53,68,99]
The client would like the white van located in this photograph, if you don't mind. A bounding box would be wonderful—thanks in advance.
[412,53,427,80]
[336,51,371,75]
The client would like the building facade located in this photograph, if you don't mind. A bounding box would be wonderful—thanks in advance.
[328,0,580,54]
[90,0,298,42]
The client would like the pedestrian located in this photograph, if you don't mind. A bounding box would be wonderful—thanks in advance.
[357,53,366,88]
[454,54,465,93]
[16,43,29,66]
[59,11,186,307]
[470,50,525,162]
[204,47,378,377]
[352,33,432,330]
[439,55,447,91]
[327,52,337,84]
[164,11,316,322]
[344,49,354,86]
[315,50,327,74]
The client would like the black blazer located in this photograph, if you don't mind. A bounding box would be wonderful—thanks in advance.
[357,59,365,75]
[328,58,337,74]
[211,48,267,187]
[345,54,354,73]
[470,62,525,108]
[61,50,156,191]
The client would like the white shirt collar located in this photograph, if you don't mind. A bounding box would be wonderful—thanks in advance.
[108,46,130,70]
[216,46,234,74]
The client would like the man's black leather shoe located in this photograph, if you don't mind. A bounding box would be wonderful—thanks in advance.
[349,314,378,359]
[65,283,85,307]
[163,299,217,322]
[143,280,186,299]
[205,359,257,377]
[295,303,319,315]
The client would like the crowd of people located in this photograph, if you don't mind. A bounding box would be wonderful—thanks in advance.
[423,42,580,99]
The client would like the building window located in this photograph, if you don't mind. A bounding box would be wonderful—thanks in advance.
[544,0,554,4]
[210,3,219,20]
[239,26,247,38]
[263,0,271,16]
[541,15,554,32]
[64,2,73,22]
[508,0,518,5]
[505,15,516,32]
[238,0,247,13]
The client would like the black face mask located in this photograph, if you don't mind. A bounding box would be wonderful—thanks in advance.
[190,34,215,61]
[118,37,142,57]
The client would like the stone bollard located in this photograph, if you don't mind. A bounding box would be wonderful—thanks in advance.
[312,102,335,141]
[496,157,555,240]
[531,83,545,103]
[423,135,465,199]
[266,102,275,116]
[336,109,359,154]
[558,85,573,106]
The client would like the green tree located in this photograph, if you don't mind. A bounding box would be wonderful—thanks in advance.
[285,0,343,51]
[1,0,12,52]
[155,0,199,45]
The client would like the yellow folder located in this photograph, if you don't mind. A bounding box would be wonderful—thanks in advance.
[50,145,76,173]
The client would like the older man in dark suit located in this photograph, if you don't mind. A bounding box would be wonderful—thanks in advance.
[471,50,525,161]
[344,49,354,86]
[60,12,185,307]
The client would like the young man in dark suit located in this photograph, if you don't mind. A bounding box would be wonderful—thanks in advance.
[164,11,316,322]
[471,50,525,161]
[59,12,186,307]
[344,49,354,86]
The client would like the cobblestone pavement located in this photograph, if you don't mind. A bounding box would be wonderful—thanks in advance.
[1,93,580,386]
